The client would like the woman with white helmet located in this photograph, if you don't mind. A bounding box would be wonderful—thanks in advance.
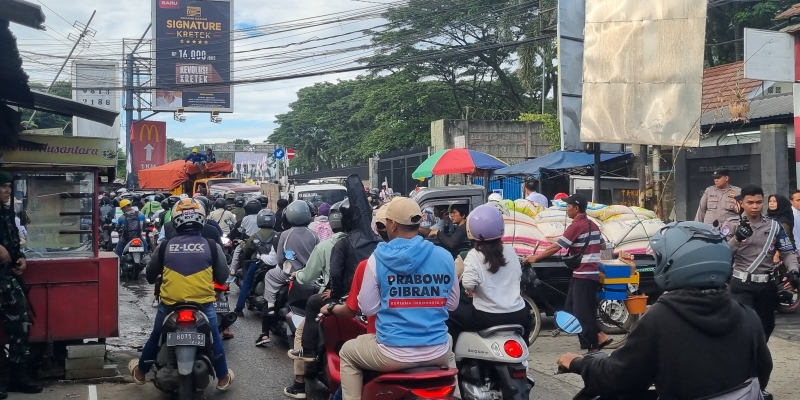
[446,204,531,345]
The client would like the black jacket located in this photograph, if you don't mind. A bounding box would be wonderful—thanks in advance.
[329,234,357,298]
[436,223,468,258]
[571,289,772,400]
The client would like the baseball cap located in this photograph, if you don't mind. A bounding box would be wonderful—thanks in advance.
[712,169,729,178]
[375,203,390,226]
[385,197,422,225]
[564,193,588,210]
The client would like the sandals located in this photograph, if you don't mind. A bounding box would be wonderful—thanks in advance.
[216,369,235,391]
[222,329,235,340]
[255,333,271,347]
[598,337,614,350]
[128,359,146,385]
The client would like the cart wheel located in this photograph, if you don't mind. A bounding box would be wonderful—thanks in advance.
[596,300,639,335]
[522,295,542,347]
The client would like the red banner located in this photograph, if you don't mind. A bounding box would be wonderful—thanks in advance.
[130,121,167,174]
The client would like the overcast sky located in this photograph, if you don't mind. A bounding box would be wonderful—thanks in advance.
[16,0,390,146]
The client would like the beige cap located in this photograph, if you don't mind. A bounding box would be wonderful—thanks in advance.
[375,203,390,226]
[385,197,422,225]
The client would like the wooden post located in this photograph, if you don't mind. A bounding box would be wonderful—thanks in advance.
[652,145,662,218]
[638,145,647,208]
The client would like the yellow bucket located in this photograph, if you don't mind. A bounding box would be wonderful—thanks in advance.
[624,295,648,315]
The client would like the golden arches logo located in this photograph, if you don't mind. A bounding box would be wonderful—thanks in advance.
[132,124,160,142]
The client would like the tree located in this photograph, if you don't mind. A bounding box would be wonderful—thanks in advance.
[19,81,73,134]
[167,138,189,161]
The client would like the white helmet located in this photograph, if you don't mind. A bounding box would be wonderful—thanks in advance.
[488,193,503,202]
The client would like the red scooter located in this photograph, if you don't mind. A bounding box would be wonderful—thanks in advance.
[313,311,458,400]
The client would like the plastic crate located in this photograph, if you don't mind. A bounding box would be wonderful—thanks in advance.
[599,261,632,279]
[601,272,640,285]
[598,284,628,300]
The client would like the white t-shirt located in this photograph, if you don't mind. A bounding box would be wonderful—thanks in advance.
[461,244,525,313]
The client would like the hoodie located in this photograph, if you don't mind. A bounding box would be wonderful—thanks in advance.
[572,289,772,400]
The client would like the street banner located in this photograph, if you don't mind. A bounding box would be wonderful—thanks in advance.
[0,134,117,167]
[130,121,168,173]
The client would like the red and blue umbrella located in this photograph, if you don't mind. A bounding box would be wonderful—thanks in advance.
[412,149,508,180]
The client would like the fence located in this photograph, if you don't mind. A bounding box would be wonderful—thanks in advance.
[377,147,428,195]
[472,176,524,200]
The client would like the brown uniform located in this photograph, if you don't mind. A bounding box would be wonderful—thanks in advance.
[695,185,741,226]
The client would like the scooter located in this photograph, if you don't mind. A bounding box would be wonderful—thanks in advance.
[120,236,148,280]
[244,261,274,312]
[148,303,216,400]
[312,306,459,400]
[214,281,237,334]
[269,280,318,342]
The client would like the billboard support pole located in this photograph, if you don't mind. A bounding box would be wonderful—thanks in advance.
[125,24,151,189]
[592,143,601,203]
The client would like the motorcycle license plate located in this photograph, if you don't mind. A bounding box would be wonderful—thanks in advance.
[128,247,144,252]
[214,301,229,312]
[166,332,206,347]
[112,238,119,244]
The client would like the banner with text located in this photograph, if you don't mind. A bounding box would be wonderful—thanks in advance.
[0,134,117,167]
[130,121,168,173]
[153,0,233,112]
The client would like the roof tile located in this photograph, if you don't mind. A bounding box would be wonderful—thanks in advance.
[702,61,762,112]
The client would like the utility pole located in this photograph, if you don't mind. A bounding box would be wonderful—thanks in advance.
[27,10,96,124]
[125,24,152,189]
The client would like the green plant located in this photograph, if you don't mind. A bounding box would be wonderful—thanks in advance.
[517,113,560,150]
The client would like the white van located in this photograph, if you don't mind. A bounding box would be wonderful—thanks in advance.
[291,184,348,208]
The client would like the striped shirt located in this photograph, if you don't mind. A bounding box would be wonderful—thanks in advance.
[556,213,603,280]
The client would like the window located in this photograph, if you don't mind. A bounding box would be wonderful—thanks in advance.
[296,190,347,208]
[14,171,95,259]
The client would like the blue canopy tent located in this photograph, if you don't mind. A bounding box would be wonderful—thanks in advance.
[493,151,632,177]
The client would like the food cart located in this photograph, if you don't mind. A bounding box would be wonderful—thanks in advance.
[0,133,119,350]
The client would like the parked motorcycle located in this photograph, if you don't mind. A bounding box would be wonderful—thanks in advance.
[120,236,148,280]
[148,303,216,400]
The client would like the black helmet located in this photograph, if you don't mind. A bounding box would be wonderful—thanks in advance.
[194,196,211,214]
[244,199,262,215]
[257,209,276,229]
[649,221,732,291]
[167,195,181,209]
[214,198,227,210]
[285,200,313,226]
[132,194,142,202]
[235,196,245,207]
[256,195,269,208]
[329,199,354,233]
[305,200,317,217]
[154,193,165,203]
[225,191,237,201]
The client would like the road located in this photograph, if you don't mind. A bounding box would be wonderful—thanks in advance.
[10,279,800,400]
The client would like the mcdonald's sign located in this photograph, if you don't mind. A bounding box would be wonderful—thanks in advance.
[130,121,167,173]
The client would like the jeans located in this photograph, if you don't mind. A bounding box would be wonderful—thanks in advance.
[114,236,149,257]
[139,303,228,378]
[235,261,257,311]
[300,293,331,353]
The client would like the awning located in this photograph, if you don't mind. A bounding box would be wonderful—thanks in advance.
[493,151,632,177]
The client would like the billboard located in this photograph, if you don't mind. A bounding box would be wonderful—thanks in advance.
[556,0,585,151]
[130,121,167,173]
[72,61,120,139]
[152,0,233,112]
[580,0,707,147]
[744,28,795,83]
[0,133,117,167]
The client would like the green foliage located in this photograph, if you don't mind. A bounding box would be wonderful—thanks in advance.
[116,147,127,179]
[167,138,189,162]
[19,81,73,134]
[706,1,795,66]
[517,113,560,150]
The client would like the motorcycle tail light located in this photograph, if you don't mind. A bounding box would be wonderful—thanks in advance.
[511,369,528,379]
[504,340,524,358]
[410,386,454,398]
[130,238,142,246]
[177,310,195,322]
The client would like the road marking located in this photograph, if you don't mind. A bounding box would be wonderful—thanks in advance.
[88,385,97,400]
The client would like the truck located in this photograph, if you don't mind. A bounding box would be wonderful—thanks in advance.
[137,160,261,197]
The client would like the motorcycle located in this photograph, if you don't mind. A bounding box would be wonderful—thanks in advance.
[214,281,238,334]
[774,263,800,313]
[148,303,217,400]
[311,304,459,400]
[269,280,318,342]
[243,261,273,312]
[120,236,148,280]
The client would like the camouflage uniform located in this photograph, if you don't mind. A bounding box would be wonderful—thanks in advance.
[0,202,30,366]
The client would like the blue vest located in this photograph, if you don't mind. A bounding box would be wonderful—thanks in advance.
[374,246,454,347]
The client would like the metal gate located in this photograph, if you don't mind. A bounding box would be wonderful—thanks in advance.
[377,147,427,196]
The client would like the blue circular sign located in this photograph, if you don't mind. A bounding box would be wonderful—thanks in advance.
[274,148,285,159]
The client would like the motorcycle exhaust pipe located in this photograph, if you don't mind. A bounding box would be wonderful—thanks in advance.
[218,312,238,332]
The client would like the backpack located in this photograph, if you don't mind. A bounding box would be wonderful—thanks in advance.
[312,221,333,241]
[122,211,142,241]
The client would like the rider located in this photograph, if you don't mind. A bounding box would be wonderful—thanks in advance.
[209,198,237,236]
[141,194,164,219]
[129,198,234,391]
[558,221,773,399]
[161,195,181,225]
[260,201,319,344]
[309,202,333,241]
[256,195,270,210]
[233,209,278,317]
[338,197,459,400]
[114,199,147,256]
[229,199,263,276]
[194,196,223,236]
[446,204,531,344]
[231,196,246,221]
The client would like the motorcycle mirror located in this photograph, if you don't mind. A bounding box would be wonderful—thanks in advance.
[554,311,582,334]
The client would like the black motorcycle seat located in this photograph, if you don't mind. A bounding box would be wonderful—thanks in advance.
[477,324,524,338]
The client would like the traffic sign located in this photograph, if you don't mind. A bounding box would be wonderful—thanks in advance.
[287,148,296,160]
[274,148,285,159]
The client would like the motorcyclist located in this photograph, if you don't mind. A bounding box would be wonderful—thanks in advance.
[232,196,246,221]
[256,195,270,210]
[209,198,237,236]
[159,200,222,248]
[129,198,234,390]
[308,202,333,241]
[274,198,290,232]
[260,200,319,344]
[114,199,148,256]
[338,198,459,400]
[161,195,181,225]
[557,221,773,400]
[446,204,531,345]
[229,199,263,276]
[131,194,144,210]
[141,194,164,219]
[233,209,278,317]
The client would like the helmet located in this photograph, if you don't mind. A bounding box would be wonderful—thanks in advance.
[488,193,503,202]
[119,199,132,209]
[167,196,181,209]
[194,196,211,214]
[214,198,227,210]
[132,194,142,203]
[466,204,505,241]
[244,199,262,215]
[649,221,732,291]
[554,193,569,201]
[192,148,198,153]
[225,191,237,201]
[305,200,317,217]
[285,200,313,226]
[234,196,245,207]
[329,199,354,232]
[256,209,276,229]
[256,195,269,208]
[172,198,206,232]
[179,194,189,199]
[154,193,165,203]
[117,188,128,194]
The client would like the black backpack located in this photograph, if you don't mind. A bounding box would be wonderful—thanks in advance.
[122,211,143,241]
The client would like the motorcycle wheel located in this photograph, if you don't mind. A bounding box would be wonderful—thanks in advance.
[522,295,542,347]
[596,300,639,335]
[178,374,193,400]
[777,288,800,313]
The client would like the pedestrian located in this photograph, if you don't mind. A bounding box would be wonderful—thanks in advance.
[0,171,43,396]
[522,180,548,208]
[767,194,794,245]
[790,190,800,254]
[695,169,741,226]
[524,193,612,350]
[722,184,799,340]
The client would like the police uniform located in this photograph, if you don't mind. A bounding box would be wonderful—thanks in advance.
[695,184,741,226]
[723,215,799,339]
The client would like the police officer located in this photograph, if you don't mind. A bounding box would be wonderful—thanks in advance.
[695,169,741,226]
[0,171,43,397]
[722,184,800,340]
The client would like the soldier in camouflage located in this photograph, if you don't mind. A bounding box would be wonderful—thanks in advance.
[0,171,42,397]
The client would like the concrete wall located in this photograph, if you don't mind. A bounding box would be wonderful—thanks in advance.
[430,119,549,187]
